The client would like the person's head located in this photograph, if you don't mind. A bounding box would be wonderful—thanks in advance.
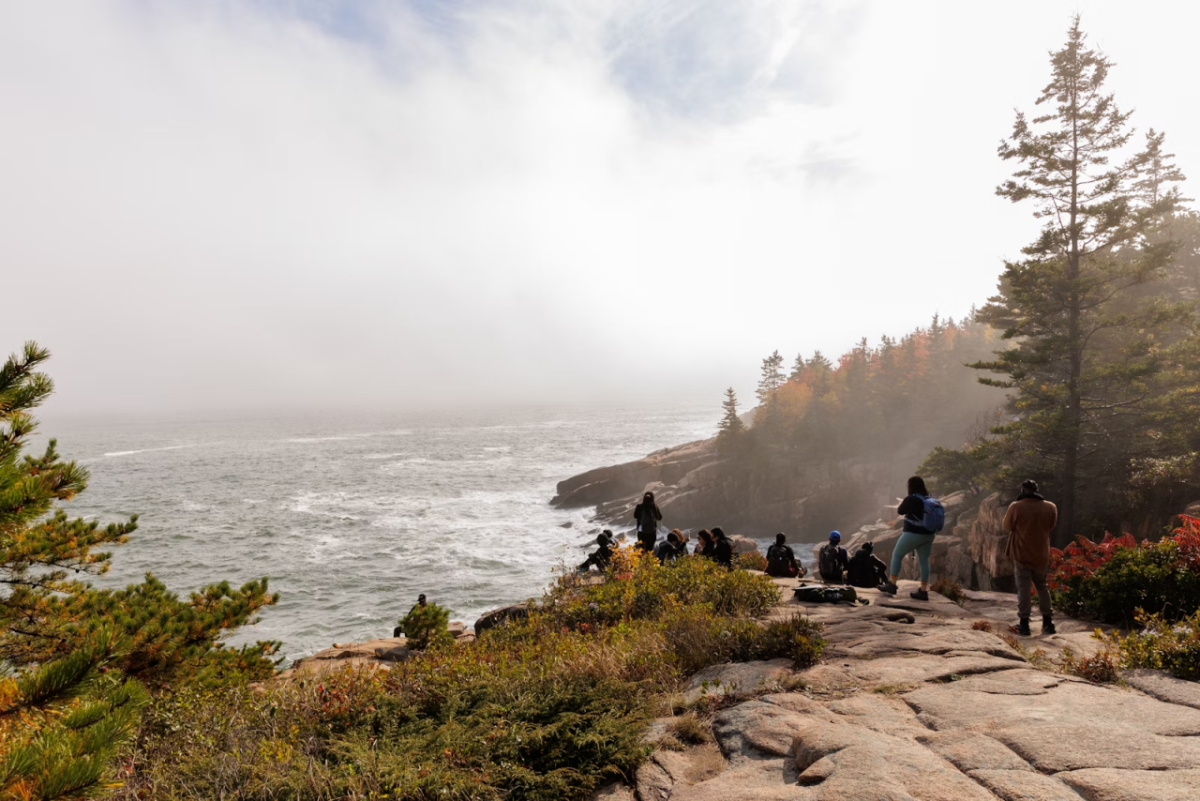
[862,541,874,554]
[829,531,842,544]
[667,531,679,544]
[643,491,655,504]
[697,529,713,545]
[418,594,427,605]
[1021,479,1039,494]
[712,526,726,539]
[775,532,786,545]
[597,532,610,546]
[671,528,686,543]
[908,476,929,496]
[602,529,613,540]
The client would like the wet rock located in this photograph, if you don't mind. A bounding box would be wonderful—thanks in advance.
[474,603,529,636]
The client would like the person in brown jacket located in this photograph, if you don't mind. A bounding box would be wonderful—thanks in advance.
[1003,479,1058,636]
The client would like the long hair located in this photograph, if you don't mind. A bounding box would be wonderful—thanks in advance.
[643,491,655,505]
[697,529,713,546]
[908,476,929,496]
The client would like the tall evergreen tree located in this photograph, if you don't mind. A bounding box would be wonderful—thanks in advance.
[717,387,745,443]
[756,350,785,406]
[973,17,1190,544]
[0,343,281,796]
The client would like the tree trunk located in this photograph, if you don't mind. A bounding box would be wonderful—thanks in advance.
[1058,75,1083,549]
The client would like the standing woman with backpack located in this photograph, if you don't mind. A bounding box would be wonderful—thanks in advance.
[881,476,944,601]
[633,491,662,553]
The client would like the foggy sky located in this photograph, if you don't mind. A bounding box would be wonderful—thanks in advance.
[3,1,1198,415]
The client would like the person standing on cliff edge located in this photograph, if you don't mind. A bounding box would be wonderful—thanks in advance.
[1003,479,1058,636]
[633,491,662,553]
[881,476,940,601]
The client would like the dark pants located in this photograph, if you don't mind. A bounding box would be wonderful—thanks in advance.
[1015,563,1052,620]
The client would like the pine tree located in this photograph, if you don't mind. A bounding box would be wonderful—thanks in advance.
[717,387,746,444]
[0,342,281,796]
[789,353,807,383]
[973,17,1191,543]
[756,350,785,406]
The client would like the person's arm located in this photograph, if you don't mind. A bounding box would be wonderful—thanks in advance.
[1047,502,1058,532]
[633,504,641,521]
[1002,503,1017,533]
[897,495,922,518]
[654,505,662,521]
[839,548,850,568]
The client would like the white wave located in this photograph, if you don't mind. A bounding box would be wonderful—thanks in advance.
[287,430,414,444]
[103,444,192,457]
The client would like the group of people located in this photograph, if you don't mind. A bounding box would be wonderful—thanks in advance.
[582,478,1059,637]
[579,491,808,576]
[817,474,1058,635]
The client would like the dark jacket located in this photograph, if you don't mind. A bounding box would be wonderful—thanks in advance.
[714,537,733,568]
[898,493,934,535]
[654,539,685,564]
[579,541,613,572]
[695,540,715,558]
[765,543,800,577]
[634,502,662,543]
[846,549,888,588]
[818,543,849,582]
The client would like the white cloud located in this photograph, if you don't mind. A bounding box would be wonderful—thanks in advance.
[2,0,1197,413]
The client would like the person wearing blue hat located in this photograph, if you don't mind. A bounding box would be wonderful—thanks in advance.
[818,530,849,583]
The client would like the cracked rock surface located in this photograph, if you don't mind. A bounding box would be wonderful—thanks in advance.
[598,579,1200,801]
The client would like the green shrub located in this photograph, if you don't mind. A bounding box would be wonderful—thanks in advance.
[119,545,817,800]
[737,551,768,572]
[397,602,453,650]
[1099,610,1200,681]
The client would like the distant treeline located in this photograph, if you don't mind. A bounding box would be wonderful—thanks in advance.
[719,314,1006,469]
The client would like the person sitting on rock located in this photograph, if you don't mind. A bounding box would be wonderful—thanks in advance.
[633,491,662,553]
[846,541,889,588]
[818,531,849,583]
[694,529,715,558]
[394,594,428,637]
[578,530,615,572]
[1003,479,1058,636]
[766,533,804,578]
[712,526,734,569]
[654,530,686,564]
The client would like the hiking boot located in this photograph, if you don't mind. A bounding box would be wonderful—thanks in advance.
[1042,618,1056,635]
[879,582,898,595]
[1017,618,1032,636]
[909,589,929,601]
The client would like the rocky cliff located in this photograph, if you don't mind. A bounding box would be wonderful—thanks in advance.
[553,437,908,539]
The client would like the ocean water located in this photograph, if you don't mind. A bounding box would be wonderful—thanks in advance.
[36,405,718,664]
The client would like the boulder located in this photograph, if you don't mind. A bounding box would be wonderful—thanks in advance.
[374,645,412,663]
[728,534,760,554]
[683,659,793,705]
[474,603,530,636]
[447,620,466,637]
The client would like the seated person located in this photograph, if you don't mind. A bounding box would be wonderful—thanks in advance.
[765,532,805,578]
[578,530,615,572]
[818,531,850,583]
[654,530,686,564]
[846,541,889,588]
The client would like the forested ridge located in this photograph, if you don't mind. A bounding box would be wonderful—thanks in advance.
[722,18,1200,544]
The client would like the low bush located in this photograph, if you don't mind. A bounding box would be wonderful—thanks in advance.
[931,578,966,605]
[1098,610,1200,681]
[397,601,453,649]
[1060,646,1121,683]
[736,552,768,572]
[119,545,823,800]
[1049,515,1200,625]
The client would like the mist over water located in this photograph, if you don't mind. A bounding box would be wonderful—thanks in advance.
[39,405,718,664]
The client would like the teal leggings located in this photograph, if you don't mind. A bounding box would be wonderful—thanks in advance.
[890,531,936,583]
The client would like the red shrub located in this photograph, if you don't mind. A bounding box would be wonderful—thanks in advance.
[1047,515,1200,592]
